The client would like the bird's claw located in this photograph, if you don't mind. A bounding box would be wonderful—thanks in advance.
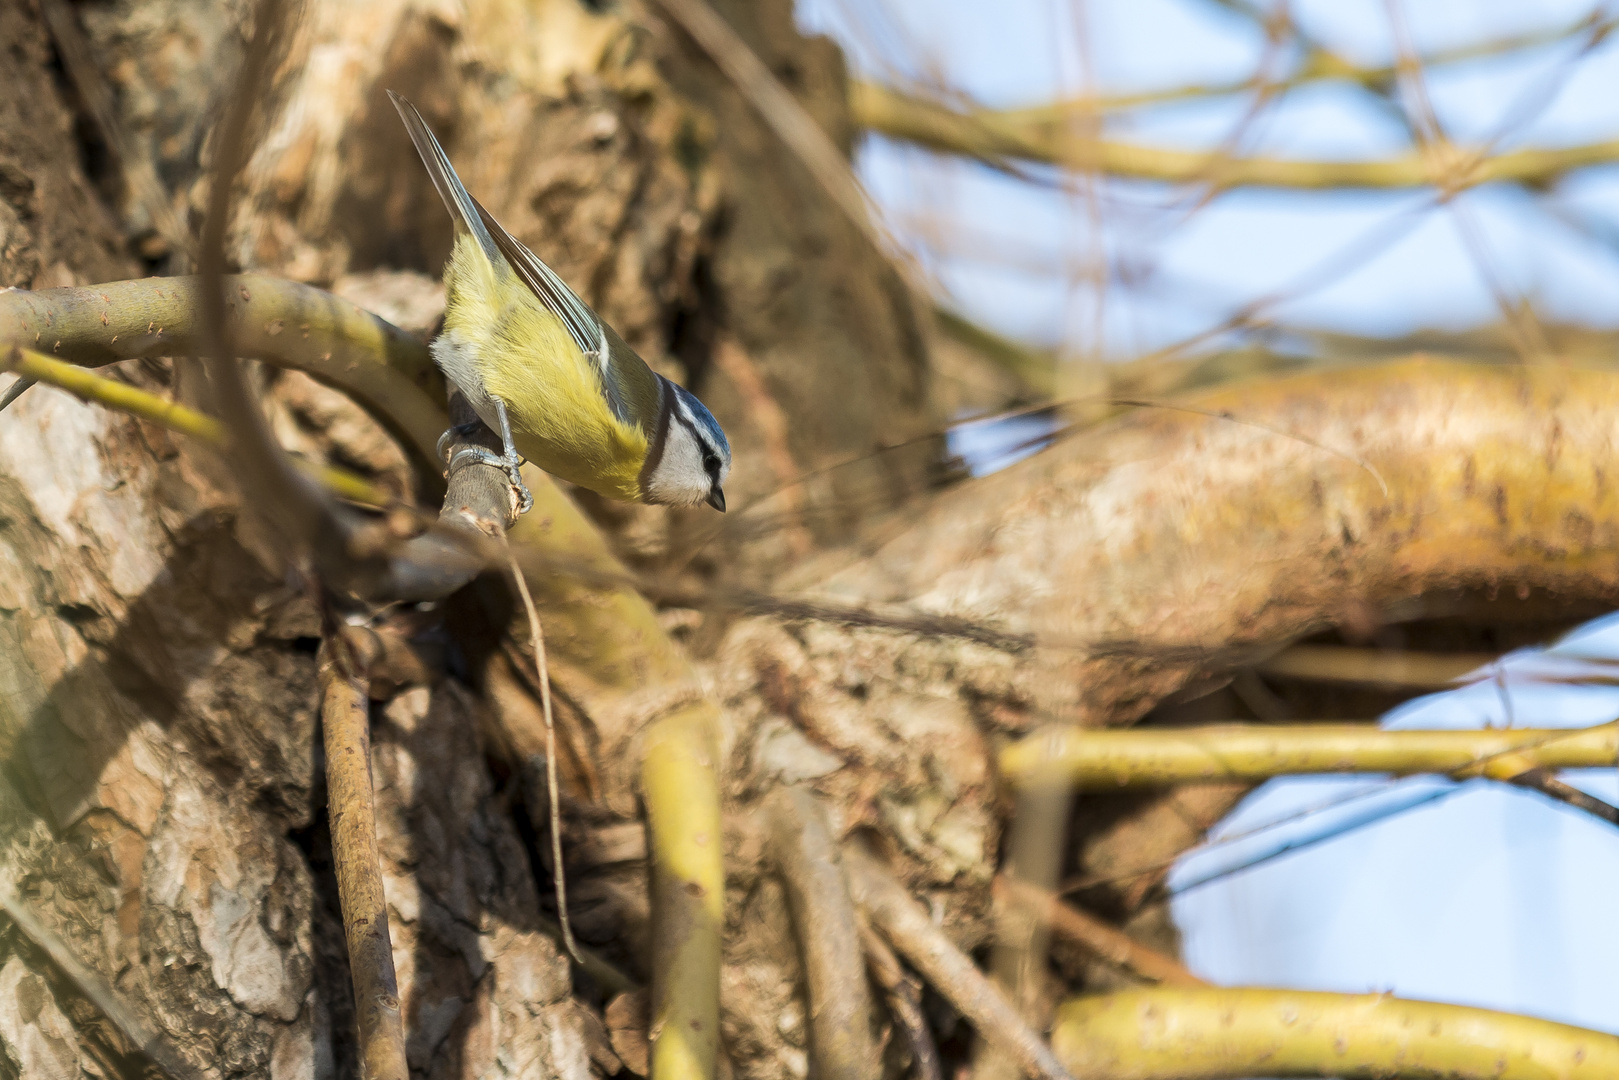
[447,445,534,516]
[436,421,486,463]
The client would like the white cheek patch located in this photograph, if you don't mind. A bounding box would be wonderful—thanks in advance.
[645,426,712,506]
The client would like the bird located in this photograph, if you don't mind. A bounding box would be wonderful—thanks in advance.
[388,91,730,515]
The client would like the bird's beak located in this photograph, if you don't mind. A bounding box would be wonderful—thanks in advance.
[706,487,726,512]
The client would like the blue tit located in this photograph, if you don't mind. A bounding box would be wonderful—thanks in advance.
[388,91,730,514]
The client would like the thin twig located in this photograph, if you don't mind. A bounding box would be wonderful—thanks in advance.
[505,538,582,964]
[1508,767,1619,827]
[318,636,409,1080]
[0,880,204,1080]
[993,876,1204,987]
[765,787,881,1080]
[4,345,392,506]
[1001,721,1619,789]
[197,0,357,554]
[852,80,1619,191]
[842,840,1075,1080]
[858,921,943,1080]
[996,11,1614,118]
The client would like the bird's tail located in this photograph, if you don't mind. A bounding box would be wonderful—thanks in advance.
[386,90,500,266]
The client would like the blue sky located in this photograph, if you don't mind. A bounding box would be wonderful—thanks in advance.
[797,0,1619,1033]
[1170,621,1619,1032]
[798,0,1619,354]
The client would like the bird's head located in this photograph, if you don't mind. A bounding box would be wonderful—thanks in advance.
[642,379,731,511]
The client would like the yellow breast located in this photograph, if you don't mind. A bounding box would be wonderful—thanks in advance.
[440,234,649,501]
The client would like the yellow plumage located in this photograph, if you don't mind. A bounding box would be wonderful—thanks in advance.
[441,234,651,502]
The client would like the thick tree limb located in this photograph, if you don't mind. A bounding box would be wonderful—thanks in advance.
[1052,987,1619,1080]
[822,360,1619,726]
[765,787,882,1080]
[318,641,408,1080]
[645,0,888,263]
[1001,721,1619,788]
[851,80,1619,191]
[843,841,1075,1080]
[37,0,192,264]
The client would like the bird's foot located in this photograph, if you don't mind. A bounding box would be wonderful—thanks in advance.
[436,421,486,463]
[446,445,534,515]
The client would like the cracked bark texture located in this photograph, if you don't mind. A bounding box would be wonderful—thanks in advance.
[1,0,944,1076]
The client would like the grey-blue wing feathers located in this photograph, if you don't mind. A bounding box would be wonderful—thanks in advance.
[388,90,632,425]
[469,197,629,424]
[387,91,500,267]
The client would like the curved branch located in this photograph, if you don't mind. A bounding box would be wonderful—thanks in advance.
[851,81,1619,190]
[1001,722,1619,788]
[1052,987,1619,1079]
[0,275,445,473]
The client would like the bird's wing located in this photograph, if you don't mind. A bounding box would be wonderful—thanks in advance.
[387,91,500,266]
[471,197,633,425]
[391,89,633,424]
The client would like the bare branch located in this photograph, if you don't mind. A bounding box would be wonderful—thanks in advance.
[852,80,1619,191]
[5,344,392,506]
[0,880,205,1080]
[993,876,1204,987]
[1026,11,1613,116]
[318,638,409,1080]
[1053,986,1619,1079]
[0,275,443,470]
[765,787,882,1080]
[641,703,726,1080]
[843,840,1075,1080]
[1001,721,1619,789]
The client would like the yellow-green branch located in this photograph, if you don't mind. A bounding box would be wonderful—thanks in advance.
[1001,11,1613,119]
[1001,721,1619,789]
[641,702,725,1080]
[0,275,445,471]
[6,346,390,507]
[851,80,1619,191]
[1053,986,1619,1079]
